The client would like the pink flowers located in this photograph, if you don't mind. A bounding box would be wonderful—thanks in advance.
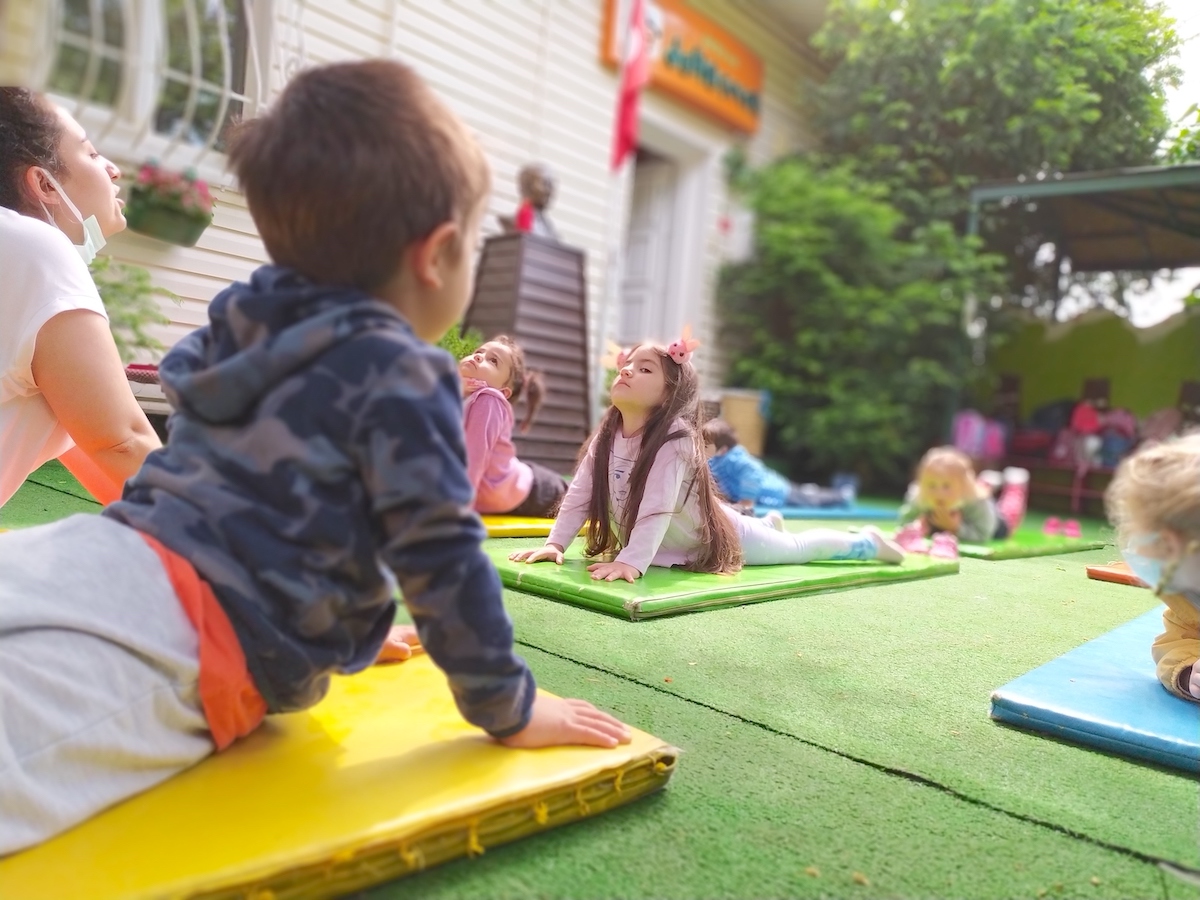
[130,160,214,219]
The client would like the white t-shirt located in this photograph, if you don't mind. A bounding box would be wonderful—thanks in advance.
[0,206,108,507]
[547,418,708,574]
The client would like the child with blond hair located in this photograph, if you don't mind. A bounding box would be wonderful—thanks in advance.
[1108,432,1200,702]
[895,446,1028,553]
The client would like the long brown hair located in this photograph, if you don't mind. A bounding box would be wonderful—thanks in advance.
[493,335,545,432]
[582,343,742,575]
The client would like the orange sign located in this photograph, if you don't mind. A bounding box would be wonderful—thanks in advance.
[602,0,764,134]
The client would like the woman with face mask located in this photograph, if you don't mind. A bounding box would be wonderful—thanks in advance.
[0,88,161,507]
[1107,431,1200,703]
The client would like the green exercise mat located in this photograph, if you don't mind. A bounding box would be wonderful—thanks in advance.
[487,546,958,620]
[958,530,1106,560]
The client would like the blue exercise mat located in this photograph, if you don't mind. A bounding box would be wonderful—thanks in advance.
[990,608,1200,773]
[754,503,899,521]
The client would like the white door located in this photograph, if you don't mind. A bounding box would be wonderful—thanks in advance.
[618,156,677,346]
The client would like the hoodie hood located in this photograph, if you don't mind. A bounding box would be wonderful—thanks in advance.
[161,266,405,424]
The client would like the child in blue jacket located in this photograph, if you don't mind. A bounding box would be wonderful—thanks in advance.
[702,418,853,510]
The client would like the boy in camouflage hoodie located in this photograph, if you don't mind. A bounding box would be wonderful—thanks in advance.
[0,59,628,856]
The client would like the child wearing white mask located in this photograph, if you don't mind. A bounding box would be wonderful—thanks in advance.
[0,88,160,507]
[1107,431,1200,702]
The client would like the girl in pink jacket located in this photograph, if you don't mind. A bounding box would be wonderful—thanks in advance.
[460,336,567,517]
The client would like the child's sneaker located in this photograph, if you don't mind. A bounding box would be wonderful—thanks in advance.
[893,521,929,553]
[1043,516,1062,536]
[762,509,786,533]
[1063,519,1082,539]
[862,525,905,563]
[997,466,1029,533]
[929,532,959,560]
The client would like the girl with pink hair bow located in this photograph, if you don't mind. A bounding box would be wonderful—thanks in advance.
[511,332,905,582]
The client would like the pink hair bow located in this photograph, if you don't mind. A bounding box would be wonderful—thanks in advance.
[667,324,700,365]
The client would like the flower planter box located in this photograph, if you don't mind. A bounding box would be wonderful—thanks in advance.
[125,202,211,248]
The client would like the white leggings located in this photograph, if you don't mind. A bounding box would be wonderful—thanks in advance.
[732,512,878,566]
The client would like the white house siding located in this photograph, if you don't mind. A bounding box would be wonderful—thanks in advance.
[0,0,42,86]
[8,0,824,394]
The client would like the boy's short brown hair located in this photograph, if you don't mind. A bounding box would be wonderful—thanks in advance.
[228,59,490,291]
[702,418,739,451]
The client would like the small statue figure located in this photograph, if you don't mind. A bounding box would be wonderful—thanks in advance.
[501,162,559,242]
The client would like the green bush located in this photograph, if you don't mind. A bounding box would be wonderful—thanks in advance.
[719,159,1006,487]
[436,324,484,362]
[809,0,1180,317]
[89,256,175,363]
[1165,103,1200,165]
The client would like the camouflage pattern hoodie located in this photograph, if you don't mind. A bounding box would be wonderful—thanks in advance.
[105,266,535,737]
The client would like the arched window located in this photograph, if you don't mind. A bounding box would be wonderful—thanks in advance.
[39,0,274,178]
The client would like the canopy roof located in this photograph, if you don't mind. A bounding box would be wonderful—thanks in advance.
[968,164,1200,272]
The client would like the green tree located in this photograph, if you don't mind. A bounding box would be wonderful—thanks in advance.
[808,0,1181,314]
[719,160,1006,486]
[811,0,1179,223]
[89,257,175,363]
[435,324,484,364]
[1164,103,1200,164]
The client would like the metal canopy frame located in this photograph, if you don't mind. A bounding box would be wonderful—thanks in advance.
[968,164,1200,272]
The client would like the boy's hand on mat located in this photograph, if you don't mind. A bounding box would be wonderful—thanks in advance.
[374,624,422,665]
[509,544,565,565]
[499,696,632,749]
[587,560,640,582]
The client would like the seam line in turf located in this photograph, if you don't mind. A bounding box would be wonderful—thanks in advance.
[23,477,99,505]
[516,636,1200,881]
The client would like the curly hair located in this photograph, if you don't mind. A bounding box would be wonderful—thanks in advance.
[1107,430,1200,547]
[0,88,64,213]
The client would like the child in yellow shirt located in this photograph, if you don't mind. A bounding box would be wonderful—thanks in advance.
[1107,432,1200,702]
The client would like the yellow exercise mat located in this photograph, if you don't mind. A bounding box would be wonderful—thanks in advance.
[483,515,558,538]
[0,656,677,900]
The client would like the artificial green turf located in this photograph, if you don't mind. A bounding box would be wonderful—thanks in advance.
[490,535,1200,869]
[0,473,100,529]
[362,647,1198,900]
[23,458,99,502]
[7,467,1199,896]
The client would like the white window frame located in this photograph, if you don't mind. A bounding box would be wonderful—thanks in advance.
[40,0,275,185]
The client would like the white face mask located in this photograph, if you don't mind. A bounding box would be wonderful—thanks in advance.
[37,169,107,265]
[1122,532,1200,608]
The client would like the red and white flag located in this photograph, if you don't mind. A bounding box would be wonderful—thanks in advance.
[610,0,650,172]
